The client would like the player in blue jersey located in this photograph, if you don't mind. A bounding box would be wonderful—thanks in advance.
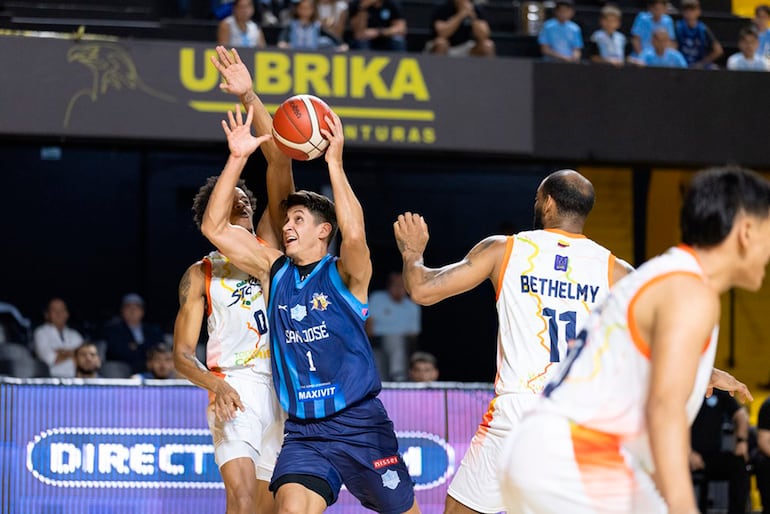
[202,105,419,514]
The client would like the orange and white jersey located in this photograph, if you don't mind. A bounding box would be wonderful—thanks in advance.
[204,250,271,376]
[495,229,614,395]
[539,245,718,472]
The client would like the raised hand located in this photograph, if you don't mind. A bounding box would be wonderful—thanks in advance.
[394,212,430,256]
[221,104,272,158]
[210,46,254,97]
[319,111,344,166]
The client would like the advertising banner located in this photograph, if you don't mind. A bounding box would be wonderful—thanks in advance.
[0,35,533,155]
[1,380,494,514]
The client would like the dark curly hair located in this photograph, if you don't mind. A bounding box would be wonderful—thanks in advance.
[191,176,257,230]
[283,190,338,243]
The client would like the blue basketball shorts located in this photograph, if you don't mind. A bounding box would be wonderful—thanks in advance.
[270,397,415,513]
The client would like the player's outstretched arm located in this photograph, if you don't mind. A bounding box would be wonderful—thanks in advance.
[645,275,720,514]
[394,212,506,306]
[201,105,282,280]
[707,368,753,403]
[320,112,372,302]
[172,263,244,422]
[210,46,295,242]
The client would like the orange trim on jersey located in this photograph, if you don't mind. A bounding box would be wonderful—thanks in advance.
[495,236,515,301]
[627,271,703,360]
[608,254,616,286]
[476,396,497,440]
[544,228,587,239]
[256,236,268,247]
[202,258,213,317]
[570,421,632,507]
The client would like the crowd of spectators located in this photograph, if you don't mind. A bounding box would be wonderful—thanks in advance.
[202,0,770,69]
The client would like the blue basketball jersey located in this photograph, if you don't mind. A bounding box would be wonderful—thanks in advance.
[269,255,381,420]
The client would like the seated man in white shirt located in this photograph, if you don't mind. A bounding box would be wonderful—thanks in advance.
[33,297,84,377]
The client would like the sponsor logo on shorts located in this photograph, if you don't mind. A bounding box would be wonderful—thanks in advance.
[373,455,400,469]
[381,469,400,490]
[26,427,222,489]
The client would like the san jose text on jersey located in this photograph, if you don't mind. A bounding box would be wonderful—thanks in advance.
[269,255,381,420]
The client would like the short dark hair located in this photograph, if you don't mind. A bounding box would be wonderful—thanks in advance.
[409,351,438,368]
[541,171,595,219]
[681,167,770,247]
[74,341,98,358]
[739,25,759,40]
[283,190,338,243]
[756,4,770,16]
[146,343,172,360]
[191,176,257,230]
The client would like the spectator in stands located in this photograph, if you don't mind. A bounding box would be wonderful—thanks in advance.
[537,0,583,62]
[727,26,769,71]
[588,4,627,66]
[217,0,267,48]
[348,0,407,51]
[407,351,439,382]
[103,293,165,374]
[278,0,348,50]
[675,0,723,69]
[33,297,84,378]
[689,389,751,514]
[317,0,349,40]
[630,0,675,56]
[424,0,495,57]
[74,342,102,379]
[633,27,687,67]
[367,271,421,381]
[132,343,176,380]
[754,5,770,62]
[754,395,770,514]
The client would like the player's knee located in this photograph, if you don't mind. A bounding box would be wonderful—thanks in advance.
[225,488,256,514]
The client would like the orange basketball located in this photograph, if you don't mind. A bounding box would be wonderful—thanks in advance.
[271,95,333,161]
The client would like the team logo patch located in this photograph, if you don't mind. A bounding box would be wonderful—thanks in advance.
[311,292,331,311]
[290,304,307,321]
[554,254,569,272]
[373,455,399,469]
[381,469,400,490]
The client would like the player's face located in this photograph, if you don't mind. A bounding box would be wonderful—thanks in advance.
[736,214,770,291]
[231,187,254,231]
[283,205,324,259]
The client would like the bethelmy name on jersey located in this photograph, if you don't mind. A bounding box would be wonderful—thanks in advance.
[520,275,600,303]
[284,321,331,344]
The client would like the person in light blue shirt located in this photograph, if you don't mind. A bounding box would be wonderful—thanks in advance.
[727,26,769,71]
[636,27,687,67]
[538,0,584,62]
[588,4,627,65]
[755,5,770,61]
[631,0,675,55]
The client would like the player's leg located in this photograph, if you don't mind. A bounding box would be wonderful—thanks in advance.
[273,482,328,514]
[219,456,259,514]
[446,394,536,514]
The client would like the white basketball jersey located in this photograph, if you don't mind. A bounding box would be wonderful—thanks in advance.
[204,251,271,376]
[540,245,718,472]
[495,229,614,395]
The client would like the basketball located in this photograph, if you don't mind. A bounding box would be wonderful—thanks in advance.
[272,95,333,161]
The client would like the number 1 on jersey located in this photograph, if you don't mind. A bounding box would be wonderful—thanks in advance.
[306,350,317,371]
[542,308,576,362]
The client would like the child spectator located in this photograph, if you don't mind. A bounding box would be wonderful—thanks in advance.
[631,0,675,56]
[425,0,495,57]
[755,5,770,64]
[675,0,723,68]
[635,26,687,67]
[727,26,769,71]
[538,0,583,62]
[588,4,627,65]
[277,0,348,50]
